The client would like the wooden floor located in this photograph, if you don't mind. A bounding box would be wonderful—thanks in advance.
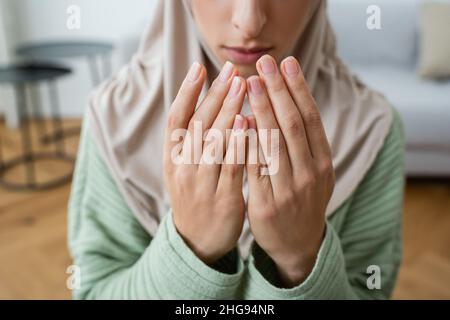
[0,119,449,300]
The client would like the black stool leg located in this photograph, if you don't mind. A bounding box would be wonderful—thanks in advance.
[30,83,48,143]
[48,81,65,156]
[15,84,36,188]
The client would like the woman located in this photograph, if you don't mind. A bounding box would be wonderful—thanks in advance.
[68,0,405,299]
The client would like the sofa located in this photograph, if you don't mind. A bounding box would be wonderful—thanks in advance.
[328,0,450,177]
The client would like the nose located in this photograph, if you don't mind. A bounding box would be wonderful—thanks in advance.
[231,0,267,39]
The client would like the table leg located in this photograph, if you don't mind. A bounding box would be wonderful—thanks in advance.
[30,83,48,143]
[15,84,36,188]
[48,81,65,155]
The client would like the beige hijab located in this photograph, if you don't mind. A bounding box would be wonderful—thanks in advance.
[87,0,393,258]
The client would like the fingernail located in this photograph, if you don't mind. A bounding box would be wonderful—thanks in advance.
[188,62,201,82]
[228,77,242,98]
[259,56,277,75]
[219,61,234,83]
[284,58,299,77]
[233,114,244,131]
[248,77,263,95]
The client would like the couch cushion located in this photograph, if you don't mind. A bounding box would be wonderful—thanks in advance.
[418,1,450,79]
[350,65,450,152]
[328,0,421,67]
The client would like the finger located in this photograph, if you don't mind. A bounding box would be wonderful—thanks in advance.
[193,61,237,128]
[256,55,312,165]
[247,76,291,187]
[210,77,247,150]
[199,76,247,178]
[164,62,206,168]
[245,115,273,201]
[281,56,332,161]
[218,115,248,191]
[182,61,237,164]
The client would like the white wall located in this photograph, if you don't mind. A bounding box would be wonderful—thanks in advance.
[1,0,154,123]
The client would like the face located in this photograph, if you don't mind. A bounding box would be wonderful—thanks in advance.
[190,0,312,78]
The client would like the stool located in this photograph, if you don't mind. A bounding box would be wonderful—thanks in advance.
[0,63,74,191]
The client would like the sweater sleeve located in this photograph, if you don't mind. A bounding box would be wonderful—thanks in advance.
[68,121,244,300]
[240,108,405,300]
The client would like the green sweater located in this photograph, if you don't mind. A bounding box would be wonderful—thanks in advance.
[68,109,405,300]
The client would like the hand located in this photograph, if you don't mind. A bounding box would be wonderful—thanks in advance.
[163,61,248,265]
[245,55,335,287]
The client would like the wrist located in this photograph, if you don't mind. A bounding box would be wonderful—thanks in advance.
[172,218,231,265]
[176,229,222,265]
[273,253,316,288]
[273,225,326,288]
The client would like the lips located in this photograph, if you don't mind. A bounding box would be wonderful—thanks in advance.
[223,46,273,65]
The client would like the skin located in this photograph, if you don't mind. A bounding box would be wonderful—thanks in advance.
[190,0,312,77]
[164,0,335,288]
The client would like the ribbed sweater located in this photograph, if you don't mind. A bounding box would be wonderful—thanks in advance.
[68,108,405,300]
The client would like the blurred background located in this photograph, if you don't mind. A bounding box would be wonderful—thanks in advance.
[0,0,449,299]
